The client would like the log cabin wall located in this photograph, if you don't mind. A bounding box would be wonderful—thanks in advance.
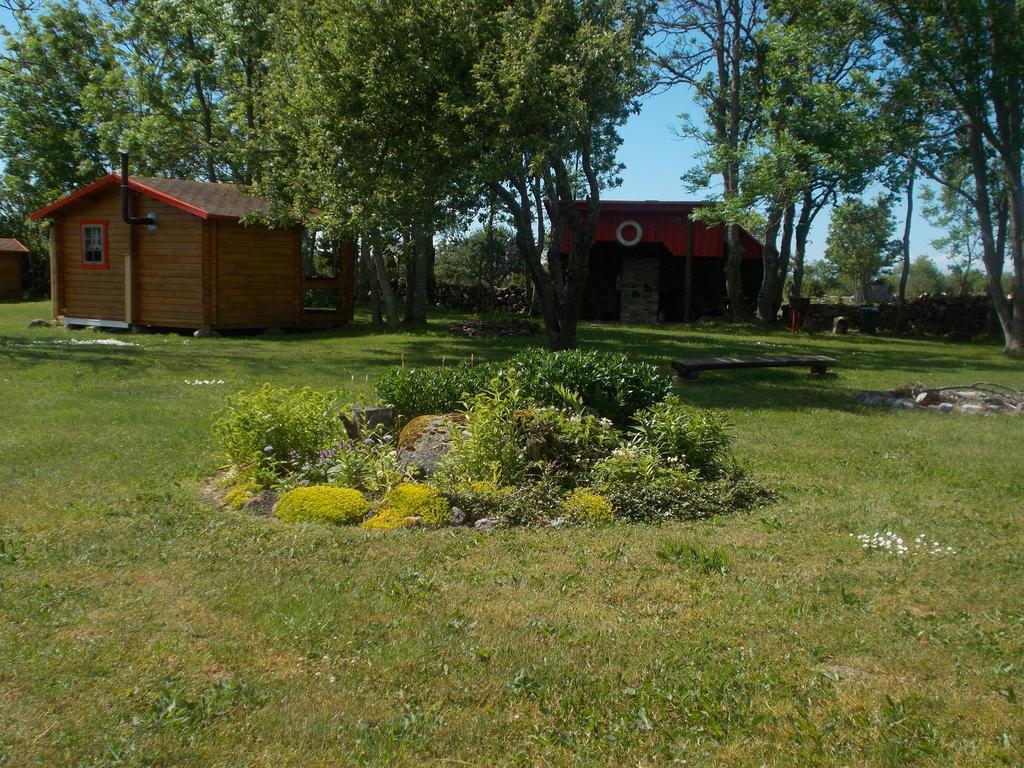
[53,189,129,322]
[214,221,302,328]
[134,192,205,327]
[0,253,21,299]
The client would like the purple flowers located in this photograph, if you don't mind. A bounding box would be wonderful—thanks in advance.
[383,434,394,443]
[263,445,274,453]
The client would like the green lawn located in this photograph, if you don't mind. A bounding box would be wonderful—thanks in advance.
[1,300,1022,767]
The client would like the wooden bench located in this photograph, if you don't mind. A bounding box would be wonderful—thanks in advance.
[672,354,838,380]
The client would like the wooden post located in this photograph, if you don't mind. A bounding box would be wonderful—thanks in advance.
[683,212,694,323]
[124,250,133,325]
[49,221,60,320]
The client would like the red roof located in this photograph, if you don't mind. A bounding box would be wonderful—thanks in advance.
[29,174,270,222]
[0,238,28,253]
[562,200,763,260]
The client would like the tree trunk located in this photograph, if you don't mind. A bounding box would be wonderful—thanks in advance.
[406,226,429,326]
[791,191,813,299]
[362,236,382,326]
[774,204,795,311]
[425,235,436,306]
[355,234,369,305]
[965,120,1022,353]
[896,155,917,333]
[756,204,784,323]
[369,232,399,331]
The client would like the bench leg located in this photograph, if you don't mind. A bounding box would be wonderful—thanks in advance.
[810,365,827,376]
[677,370,699,381]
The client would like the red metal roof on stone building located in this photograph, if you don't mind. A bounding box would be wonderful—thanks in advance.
[561,200,763,260]
[29,174,269,222]
[0,238,29,253]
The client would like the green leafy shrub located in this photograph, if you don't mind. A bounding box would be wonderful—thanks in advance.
[498,479,567,528]
[656,539,729,574]
[434,383,532,487]
[560,488,614,526]
[287,430,402,498]
[374,349,670,424]
[380,483,452,527]
[214,385,348,483]
[598,467,770,524]
[591,444,669,487]
[505,348,671,425]
[374,364,493,421]
[436,480,514,523]
[275,486,368,525]
[521,407,620,485]
[632,397,732,475]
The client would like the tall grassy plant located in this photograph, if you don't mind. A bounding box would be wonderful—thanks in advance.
[432,382,532,487]
[214,385,348,483]
[631,397,732,475]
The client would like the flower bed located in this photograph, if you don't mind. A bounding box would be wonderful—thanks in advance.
[210,351,771,529]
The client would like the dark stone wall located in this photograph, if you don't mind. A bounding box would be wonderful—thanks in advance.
[788,294,1000,336]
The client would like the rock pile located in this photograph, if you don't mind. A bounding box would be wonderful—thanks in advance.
[854,383,1023,414]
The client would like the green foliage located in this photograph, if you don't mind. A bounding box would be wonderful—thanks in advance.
[287,432,402,499]
[435,224,521,289]
[378,483,452,528]
[504,349,671,425]
[656,539,729,574]
[435,480,513,523]
[375,349,670,425]
[825,196,900,302]
[631,397,733,475]
[375,363,493,421]
[213,385,348,484]
[433,382,531,488]
[274,486,369,525]
[560,488,614,527]
[521,407,620,485]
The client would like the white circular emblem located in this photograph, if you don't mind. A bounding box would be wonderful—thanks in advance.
[615,219,643,247]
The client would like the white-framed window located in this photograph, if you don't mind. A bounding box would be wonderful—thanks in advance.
[81,220,108,268]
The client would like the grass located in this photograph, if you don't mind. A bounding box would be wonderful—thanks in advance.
[1,300,1022,766]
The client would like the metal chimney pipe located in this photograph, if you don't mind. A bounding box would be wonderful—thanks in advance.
[120,152,155,227]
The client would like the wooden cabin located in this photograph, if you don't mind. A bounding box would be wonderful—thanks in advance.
[0,238,27,300]
[29,175,354,330]
[562,201,764,323]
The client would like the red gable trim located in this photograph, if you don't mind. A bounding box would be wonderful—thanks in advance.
[29,174,231,222]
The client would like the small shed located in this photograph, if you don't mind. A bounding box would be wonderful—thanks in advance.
[562,201,764,323]
[0,238,28,301]
[29,174,354,330]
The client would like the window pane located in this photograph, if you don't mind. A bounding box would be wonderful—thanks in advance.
[83,225,103,263]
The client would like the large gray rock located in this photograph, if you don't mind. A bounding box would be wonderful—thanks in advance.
[26,319,52,329]
[344,404,396,439]
[396,414,465,478]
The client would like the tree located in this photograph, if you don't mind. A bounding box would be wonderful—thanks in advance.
[436,225,521,294]
[752,0,889,311]
[879,0,1024,353]
[260,0,651,348]
[654,0,767,320]
[904,255,945,296]
[921,178,982,297]
[824,195,898,302]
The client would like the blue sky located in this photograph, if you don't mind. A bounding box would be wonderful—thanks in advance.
[1,6,944,266]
